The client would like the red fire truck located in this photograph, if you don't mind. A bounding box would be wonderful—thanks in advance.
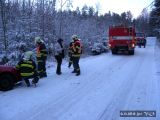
[108,25,136,55]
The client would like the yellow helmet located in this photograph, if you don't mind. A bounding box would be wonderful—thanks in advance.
[23,51,34,60]
[35,37,43,44]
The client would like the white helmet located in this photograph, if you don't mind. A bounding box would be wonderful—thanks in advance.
[23,51,34,60]
[35,37,43,44]
[72,35,78,40]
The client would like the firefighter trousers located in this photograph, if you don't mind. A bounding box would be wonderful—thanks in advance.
[68,56,73,67]
[72,57,80,73]
[55,55,62,74]
[23,72,39,86]
[37,60,47,77]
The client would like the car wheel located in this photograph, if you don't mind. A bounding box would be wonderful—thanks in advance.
[0,74,14,91]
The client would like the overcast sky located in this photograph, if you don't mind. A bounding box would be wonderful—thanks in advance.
[70,0,153,18]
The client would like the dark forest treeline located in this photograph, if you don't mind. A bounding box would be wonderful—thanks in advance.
[149,0,160,38]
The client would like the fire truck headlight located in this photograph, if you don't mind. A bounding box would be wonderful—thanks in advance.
[132,43,135,48]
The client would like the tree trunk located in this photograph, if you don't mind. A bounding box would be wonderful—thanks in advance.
[0,0,8,56]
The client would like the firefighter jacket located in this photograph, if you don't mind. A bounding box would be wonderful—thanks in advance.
[36,43,47,62]
[71,40,82,57]
[16,59,37,77]
[68,42,74,57]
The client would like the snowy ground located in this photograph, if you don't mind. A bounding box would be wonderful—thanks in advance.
[0,37,160,120]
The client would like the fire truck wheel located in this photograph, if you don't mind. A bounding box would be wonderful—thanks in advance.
[0,74,14,91]
[129,50,134,55]
[111,49,117,54]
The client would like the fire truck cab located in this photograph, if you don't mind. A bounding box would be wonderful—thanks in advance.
[108,25,136,55]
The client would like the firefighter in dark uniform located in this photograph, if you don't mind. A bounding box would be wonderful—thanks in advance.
[16,51,39,87]
[68,40,74,68]
[71,35,82,76]
[35,37,47,78]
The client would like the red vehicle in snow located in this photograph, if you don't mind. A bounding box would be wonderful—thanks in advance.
[108,25,136,55]
[135,32,146,48]
[0,65,21,91]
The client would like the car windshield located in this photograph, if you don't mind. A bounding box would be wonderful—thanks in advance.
[93,43,101,47]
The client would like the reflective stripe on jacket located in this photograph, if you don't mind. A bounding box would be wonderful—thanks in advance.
[68,42,74,57]
[71,40,82,57]
[16,60,36,77]
[36,43,47,60]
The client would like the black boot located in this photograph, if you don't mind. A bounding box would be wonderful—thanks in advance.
[56,72,62,75]
[72,70,76,73]
[68,62,72,68]
[76,70,80,76]
[32,77,39,84]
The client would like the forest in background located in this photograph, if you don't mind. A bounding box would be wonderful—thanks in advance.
[0,0,159,64]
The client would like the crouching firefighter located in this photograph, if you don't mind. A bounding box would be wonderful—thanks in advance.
[35,37,47,78]
[71,35,82,76]
[16,51,39,87]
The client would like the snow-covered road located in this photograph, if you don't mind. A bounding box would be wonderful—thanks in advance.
[0,37,160,120]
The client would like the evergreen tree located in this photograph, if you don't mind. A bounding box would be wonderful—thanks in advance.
[149,0,160,36]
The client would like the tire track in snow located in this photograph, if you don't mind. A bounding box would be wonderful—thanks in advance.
[54,54,134,120]
[30,55,128,120]
[98,42,159,120]
[97,51,143,120]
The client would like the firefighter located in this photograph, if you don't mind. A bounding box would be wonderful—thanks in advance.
[68,40,74,68]
[35,37,47,78]
[71,35,82,76]
[54,38,64,75]
[16,51,39,87]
